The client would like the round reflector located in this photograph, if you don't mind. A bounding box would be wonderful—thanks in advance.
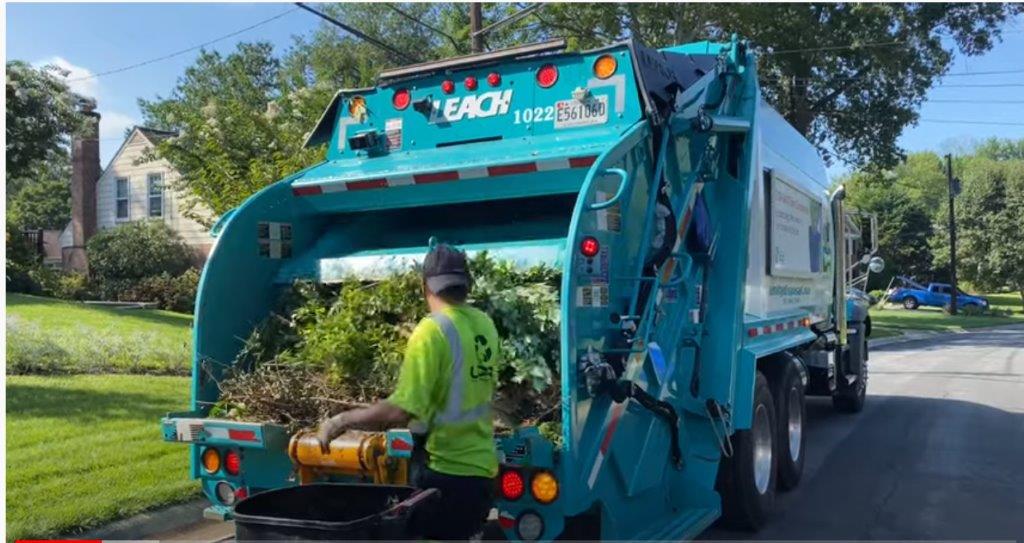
[441,80,455,94]
[487,72,501,86]
[201,448,220,473]
[536,64,558,88]
[392,89,411,110]
[580,236,600,258]
[516,511,545,541]
[500,469,525,500]
[593,54,618,79]
[530,471,559,503]
[464,76,478,91]
[215,481,236,505]
[224,450,241,475]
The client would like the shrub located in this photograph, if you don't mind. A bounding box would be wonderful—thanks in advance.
[134,269,200,313]
[5,222,43,294]
[87,221,193,282]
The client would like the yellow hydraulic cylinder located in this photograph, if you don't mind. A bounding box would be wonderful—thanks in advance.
[288,431,408,485]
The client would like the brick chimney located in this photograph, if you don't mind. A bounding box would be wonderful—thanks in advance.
[64,100,101,272]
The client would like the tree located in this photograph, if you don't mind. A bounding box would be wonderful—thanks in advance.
[844,170,936,290]
[932,153,1024,309]
[139,43,322,223]
[5,61,85,180]
[535,3,1022,167]
[6,155,72,229]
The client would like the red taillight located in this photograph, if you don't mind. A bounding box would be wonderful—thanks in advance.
[441,80,455,94]
[500,469,525,500]
[464,76,478,91]
[392,89,411,110]
[536,64,558,88]
[580,236,600,258]
[234,486,249,500]
[487,72,501,86]
[224,450,241,475]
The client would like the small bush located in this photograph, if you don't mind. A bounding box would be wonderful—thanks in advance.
[87,221,193,282]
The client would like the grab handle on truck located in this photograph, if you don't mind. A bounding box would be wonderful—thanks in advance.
[587,168,631,211]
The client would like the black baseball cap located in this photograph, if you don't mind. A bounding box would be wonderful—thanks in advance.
[423,243,470,294]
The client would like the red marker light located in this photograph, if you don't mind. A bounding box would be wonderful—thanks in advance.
[441,80,455,94]
[464,76,478,91]
[224,450,241,475]
[487,72,501,86]
[392,88,411,110]
[580,236,600,258]
[235,486,249,500]
[500,469,525,500]
[536,64,558,88]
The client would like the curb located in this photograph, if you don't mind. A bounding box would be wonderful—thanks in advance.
[869,322,1024,350]
[71,499,209,540]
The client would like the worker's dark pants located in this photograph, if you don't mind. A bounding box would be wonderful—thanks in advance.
[411,467,494,541]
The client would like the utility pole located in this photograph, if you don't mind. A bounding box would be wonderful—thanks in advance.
[470,2,483,53]
[946,153,959,316]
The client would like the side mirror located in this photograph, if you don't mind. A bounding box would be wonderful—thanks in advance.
[868,256,885,274]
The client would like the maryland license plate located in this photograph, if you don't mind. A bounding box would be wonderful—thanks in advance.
[554,95,609,129]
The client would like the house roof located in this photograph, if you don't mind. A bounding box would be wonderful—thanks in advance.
[100,125,179,177]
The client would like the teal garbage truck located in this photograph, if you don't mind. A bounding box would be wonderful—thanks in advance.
[162,37,878,540]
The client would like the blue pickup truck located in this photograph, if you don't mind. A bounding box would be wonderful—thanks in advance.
[887,278,989,310]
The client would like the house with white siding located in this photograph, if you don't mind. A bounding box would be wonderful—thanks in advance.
[60,126,214,261]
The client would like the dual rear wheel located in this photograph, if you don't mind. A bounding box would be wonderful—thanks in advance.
[716,361,806,530]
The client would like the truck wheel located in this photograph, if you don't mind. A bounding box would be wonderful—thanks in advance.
[716,372,776,530]
[771,361,805,491]
[833,323,867,413]
[903,297,919,310]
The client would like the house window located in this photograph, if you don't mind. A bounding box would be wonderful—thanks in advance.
[147,173,164,218]
[116,177,130,220]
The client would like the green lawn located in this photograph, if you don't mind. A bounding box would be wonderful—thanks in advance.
[6,293,192,375]
[871,292,1024,340]
[5,374,200,540]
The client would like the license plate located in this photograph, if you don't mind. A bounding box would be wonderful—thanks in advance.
[554,95,608,129]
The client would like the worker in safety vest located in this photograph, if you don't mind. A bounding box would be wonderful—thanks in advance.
[316,243,499,540]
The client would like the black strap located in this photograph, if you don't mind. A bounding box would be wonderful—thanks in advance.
[607,380,684,468]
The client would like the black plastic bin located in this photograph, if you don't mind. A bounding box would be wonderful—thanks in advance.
[233,483,438,541]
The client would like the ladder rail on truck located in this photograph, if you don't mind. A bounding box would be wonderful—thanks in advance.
[160,36,874,541]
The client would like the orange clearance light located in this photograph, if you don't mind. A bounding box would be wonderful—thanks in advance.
[593,54,617,79]
[225,450,242,475]
[500,469,525,500]
[441,80,455,94]
[536,64,558,88]
[392,88,411,110]
[202,448,221,473]
[580,236,600,258]
[530,471,559,503]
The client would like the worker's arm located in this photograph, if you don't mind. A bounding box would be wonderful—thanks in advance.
[316,401,410,452]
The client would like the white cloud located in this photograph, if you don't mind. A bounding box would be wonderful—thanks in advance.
[34,56,99,99]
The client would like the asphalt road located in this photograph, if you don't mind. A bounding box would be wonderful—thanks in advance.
[153,326,1024,541]
[709,325,1024,541]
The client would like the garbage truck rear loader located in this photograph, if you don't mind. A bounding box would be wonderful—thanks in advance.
[161,37,872,540]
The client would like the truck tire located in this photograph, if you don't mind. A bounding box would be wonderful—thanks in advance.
[903,297,919,310]
[833,323,867,413]
[716,372,776,530]
[770,361,805,491]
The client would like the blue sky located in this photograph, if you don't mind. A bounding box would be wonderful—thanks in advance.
[6,3,1023,174]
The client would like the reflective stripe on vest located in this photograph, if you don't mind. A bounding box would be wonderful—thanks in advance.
[430,312,491,426]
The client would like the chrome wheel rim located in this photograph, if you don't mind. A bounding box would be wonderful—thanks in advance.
[787,387,802,462]
[752,403,773,494]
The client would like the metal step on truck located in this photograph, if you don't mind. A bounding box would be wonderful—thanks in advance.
[161,36,882,541]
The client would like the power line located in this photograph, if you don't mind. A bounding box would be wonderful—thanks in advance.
[68,7,300,82]
[294,2,420,64]
[934,83,1024,88]
[942,68,1024,77]
[927,99,1024,104]
[763,40,904,55]
[919,118,1024,126]
[383,3,461,48]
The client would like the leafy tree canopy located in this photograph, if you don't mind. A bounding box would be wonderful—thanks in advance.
[5,61,85,179]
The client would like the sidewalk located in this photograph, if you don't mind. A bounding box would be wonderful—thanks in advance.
[869,321,1024,349]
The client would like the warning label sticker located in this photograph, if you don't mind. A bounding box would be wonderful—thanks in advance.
[576,283,609,308]
[385,118,403,151]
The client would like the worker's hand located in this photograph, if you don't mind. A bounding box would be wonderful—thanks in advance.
[316,413,348,454]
